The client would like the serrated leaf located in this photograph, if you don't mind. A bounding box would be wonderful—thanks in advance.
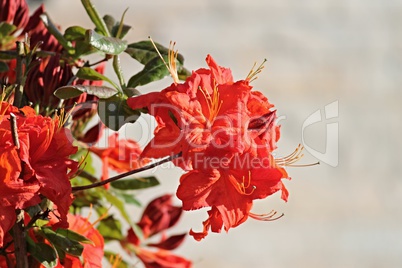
[55,229,93,245]
[86,29,127,55]
[127,56,170,88]
[97,95,140,130]
[76,67,119,89]
[41,227,84,257]
[27,237,58,268]
[54,85,118,99]
[111,176,160,190]
[64,26,86,41]
[97,215,123,241]
[125,40,183,65]
[81,0,110,36]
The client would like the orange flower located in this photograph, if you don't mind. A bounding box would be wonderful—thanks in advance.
[127,55,289,240]
[0,101,78,246]
[89,133,149,188]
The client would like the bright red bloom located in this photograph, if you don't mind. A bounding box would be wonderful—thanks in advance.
[0,101,78,246]
[89,133,149,188]
[121,195,191,268]
[127,55,289,240]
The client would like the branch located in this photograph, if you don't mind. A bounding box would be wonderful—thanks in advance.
[72,152,182,192]
[13,42,26,108]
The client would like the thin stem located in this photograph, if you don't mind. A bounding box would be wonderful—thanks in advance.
[72,152,182,192]
[13,210,28,268]
[9,112,28,268]
[13,41,26,108]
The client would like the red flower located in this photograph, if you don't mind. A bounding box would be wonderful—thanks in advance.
[121,195,191,268]
[127,55,289,240]
[0,101,78,246]
[89,133,149,188]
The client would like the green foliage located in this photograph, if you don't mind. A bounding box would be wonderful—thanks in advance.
[27,237,58,268]
[40,227,84,257]
[97,94,140,130]
[111,176,160,190]
[54,85,118,99]
[97,215,124,241]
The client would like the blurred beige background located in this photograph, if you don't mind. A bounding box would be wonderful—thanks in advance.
[29,0,402,267]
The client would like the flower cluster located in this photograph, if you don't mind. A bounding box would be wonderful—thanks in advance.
[0,101,78,247]
[128,55,289,240]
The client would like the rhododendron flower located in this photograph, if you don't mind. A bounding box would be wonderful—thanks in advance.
[127,55,290,240]
[89,133,149,187]
[121,195,191,268]
[0,101,78,246]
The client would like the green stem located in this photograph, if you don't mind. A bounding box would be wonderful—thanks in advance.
[72,152,181,192]
[13,42,25,108]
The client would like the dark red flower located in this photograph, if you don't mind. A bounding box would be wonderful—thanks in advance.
[121,195,191,268]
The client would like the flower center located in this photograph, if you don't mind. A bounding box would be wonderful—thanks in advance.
[198,84,223,123]
[233,170,256,196]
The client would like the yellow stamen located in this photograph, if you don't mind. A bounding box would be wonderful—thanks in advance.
[246,59,267,82]
[275,144,319,167]
[249,210,284,221]
[234,171,256,196]
[148,37,179,84]
[198,83,223,122]
[110,254,122,268]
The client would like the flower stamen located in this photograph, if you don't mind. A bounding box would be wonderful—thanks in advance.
[148,37,179,84]
[198,83,223,122]
[249,210,284,221]
[276,144,320,167]
[246,59,267,82]
[235,171,256,196]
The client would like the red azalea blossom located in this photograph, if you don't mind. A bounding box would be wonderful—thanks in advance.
[128,55,289,240]
[121,195,191,268]
[89,133,149,188]
[0,101,78,246]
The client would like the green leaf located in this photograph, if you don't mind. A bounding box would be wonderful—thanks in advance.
[54,85,118,99]
[0,61,9,72]
[125,40,185,65]
[111,176,160,190]
[97,95,140,130]
[102,15,116,34]
[40,13,74,54]
[64,26,86,41]
[0,51,17,60]
[81,0,110,36]
[100,189,131,223]
[41,227,84,257]
[55,229,93,245]
[127,56,170,88]
[76,66,120,89]
[27,237,58,268]
[86,29,127,55]
[0,22,17,37]
[114,192,142,206]
[104,251,130,268]
[97,215,123,241]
